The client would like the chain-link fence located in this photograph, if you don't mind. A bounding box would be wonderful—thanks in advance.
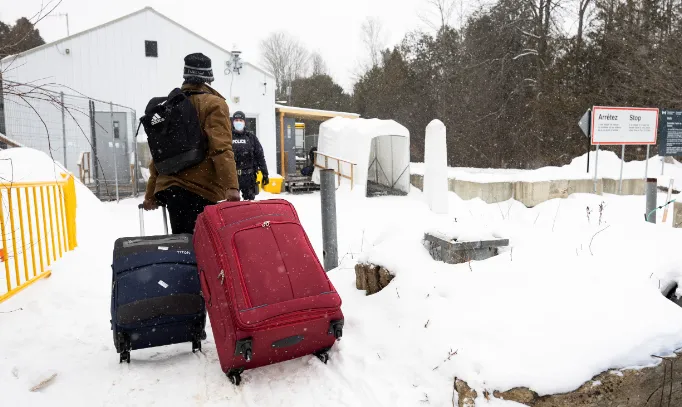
[1,80,144,201]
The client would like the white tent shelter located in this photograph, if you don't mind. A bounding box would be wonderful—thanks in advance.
[313,118,411,196]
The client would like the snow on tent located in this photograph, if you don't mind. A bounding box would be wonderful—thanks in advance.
[313,117,410,197]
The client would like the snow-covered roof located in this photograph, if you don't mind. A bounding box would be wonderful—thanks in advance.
[320,117,409,139]
[0,7,275,79]
[275,104,360,120]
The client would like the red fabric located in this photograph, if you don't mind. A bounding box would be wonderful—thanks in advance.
[194,199,343,374]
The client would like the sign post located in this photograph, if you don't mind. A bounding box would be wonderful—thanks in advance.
[579,109,592,173]
[591,106,659,195]
[619,145,625,194]
[644,144,650,179]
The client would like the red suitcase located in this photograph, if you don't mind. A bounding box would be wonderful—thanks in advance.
[193,199,344,385]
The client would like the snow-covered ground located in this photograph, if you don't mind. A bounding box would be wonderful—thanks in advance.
[412,151,682,191]
[2,148,682,406]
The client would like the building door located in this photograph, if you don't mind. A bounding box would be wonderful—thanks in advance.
[93,112,130,185]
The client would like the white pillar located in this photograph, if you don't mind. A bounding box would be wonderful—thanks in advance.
[424,119,449,214]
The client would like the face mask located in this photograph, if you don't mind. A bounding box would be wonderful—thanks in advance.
[234,121,245,132]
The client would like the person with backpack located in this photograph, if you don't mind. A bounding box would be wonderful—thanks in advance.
[142,52,240,234]
[231,111,269,201]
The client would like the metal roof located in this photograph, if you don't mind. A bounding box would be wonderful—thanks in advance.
[275,104,360,120]
[1,7,274,79]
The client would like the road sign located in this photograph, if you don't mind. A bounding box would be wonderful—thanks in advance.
[659,110,682,156]
[579,109,591,138]
[591,106,659,145]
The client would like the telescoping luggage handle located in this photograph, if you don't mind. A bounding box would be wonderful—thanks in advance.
[137,203,169,236]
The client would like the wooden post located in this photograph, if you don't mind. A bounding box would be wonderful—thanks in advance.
[350,164,354,190]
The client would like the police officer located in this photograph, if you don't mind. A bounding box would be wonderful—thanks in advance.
[231,111,269,201]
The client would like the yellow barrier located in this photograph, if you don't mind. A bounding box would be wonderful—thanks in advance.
[0,174,78,303]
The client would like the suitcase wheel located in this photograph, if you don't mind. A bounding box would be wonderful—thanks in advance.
[227,368,244,386]
[234,338,253,362]
[328,320,344,340]
[116,332,131,364]
[314,348,331,364]
[120,350,131,364]
[192,339,202,353]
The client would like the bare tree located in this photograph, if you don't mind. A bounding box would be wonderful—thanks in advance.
[309,51,328,76]
[419,0,457,33]
[259,31,310,98]
[576,0,593,54]
[361,17,386,68]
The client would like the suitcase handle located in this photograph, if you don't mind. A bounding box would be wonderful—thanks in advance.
[137,203,169,236]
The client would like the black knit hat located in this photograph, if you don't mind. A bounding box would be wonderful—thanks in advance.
[183,53,214,82]
[232,111,246,121]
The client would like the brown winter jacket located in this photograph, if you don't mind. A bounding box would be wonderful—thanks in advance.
[144,83,239,203]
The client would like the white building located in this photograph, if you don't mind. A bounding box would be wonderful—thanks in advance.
[0,7,276,184]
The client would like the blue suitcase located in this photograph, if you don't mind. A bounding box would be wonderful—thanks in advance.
[111,204,206,363]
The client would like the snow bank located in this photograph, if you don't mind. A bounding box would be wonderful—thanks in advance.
[355,191,682,399]
[0,147,104,241]
[411,151,682,190]
[2,160,682,405]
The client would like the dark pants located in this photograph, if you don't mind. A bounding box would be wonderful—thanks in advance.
[238,173,257,201]
[156,186,214,235]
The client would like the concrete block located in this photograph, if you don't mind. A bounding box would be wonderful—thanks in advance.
[452,180,513,204]
[514,181,552,207]
[410,174,424,191]
[602,178,645,195]
[424,233,509,265]
[549,180,570,200]
[674,202,682,229]
[567,179,602,196]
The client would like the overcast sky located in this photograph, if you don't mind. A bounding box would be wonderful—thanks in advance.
[1,0,477,92]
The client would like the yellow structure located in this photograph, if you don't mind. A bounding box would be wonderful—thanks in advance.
[257,171,284,194]
[275,104,360,178]
[0,173,78,303]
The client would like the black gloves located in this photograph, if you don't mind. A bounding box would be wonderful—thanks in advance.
[262,174,270,186]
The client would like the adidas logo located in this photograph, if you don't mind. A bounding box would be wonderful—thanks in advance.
[151,114,165,126]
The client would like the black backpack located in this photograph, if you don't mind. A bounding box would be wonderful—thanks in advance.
[138,88,207,175]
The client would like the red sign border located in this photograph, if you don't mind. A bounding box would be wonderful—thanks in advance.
[591,106,660,145]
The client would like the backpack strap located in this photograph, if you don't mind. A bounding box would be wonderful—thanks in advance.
[134,120,143,139]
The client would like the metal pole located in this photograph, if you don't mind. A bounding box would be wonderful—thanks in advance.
[644,145,650,180]
[645,178,657,224]
[90,100,100,197]
[110,102,120,202]
[586,137,590,173]
[132,111,139,197]
[593,145,599,193]
[162,206,169,235]
[138,204,145,236]
[320,169,338,272]
[60,92,67,169]
[618,144,625,195]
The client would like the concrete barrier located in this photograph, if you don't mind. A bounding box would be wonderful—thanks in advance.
[410,174,646,207]
[674,202,682,229]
